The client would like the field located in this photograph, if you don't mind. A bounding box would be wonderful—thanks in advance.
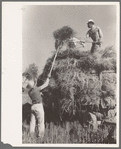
[22,121,109,144]
[22,93,115,144]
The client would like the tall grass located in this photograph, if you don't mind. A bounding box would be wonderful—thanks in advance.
[22,121,111,144]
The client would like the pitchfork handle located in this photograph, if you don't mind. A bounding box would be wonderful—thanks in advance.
[48,46,60,78]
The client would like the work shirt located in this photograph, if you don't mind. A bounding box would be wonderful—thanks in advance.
[87,26,103,42]
[28,88,42,104]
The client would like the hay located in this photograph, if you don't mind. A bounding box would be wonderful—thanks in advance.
[37,47,116,120]
[53,26,74,41]
[37,27,116,120]
[93,46,116,73]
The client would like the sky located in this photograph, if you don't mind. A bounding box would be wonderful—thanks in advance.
[22,4,117,74]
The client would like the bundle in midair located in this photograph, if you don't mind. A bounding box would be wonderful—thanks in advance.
[53,26,75,50]
[53,26,74,41]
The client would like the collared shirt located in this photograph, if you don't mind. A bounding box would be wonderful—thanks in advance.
[28,88,42,104]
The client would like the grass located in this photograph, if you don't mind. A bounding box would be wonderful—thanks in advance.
[22,120,110,144]
[22,93,116,144]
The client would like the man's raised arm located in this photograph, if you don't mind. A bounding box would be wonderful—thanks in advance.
[36,78,50,91]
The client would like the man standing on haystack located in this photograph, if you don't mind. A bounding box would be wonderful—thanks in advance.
[26,77,50,139]
[86,19,103,53]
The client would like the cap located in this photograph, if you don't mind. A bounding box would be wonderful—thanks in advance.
[87,19,95,24]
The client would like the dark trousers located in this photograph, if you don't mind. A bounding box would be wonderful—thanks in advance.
[91,43,100,53]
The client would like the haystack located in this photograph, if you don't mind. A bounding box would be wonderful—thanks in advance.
[37,26,116,121]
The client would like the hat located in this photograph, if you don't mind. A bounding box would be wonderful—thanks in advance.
[87,19,95,24]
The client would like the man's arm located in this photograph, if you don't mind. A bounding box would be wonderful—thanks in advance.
[72,37,80,43]
[36,78,50,91]
[98,27,103,42]
[86,30,90,38]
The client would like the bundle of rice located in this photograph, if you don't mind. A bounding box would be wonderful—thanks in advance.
[53,26,76,50]
[53,26,74,41]
[37,27,116,121]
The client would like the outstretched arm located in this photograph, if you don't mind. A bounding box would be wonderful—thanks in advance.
[35,78,50,92]
[40,78,50,90]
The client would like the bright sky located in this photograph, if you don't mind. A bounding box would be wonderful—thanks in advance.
[22,4,117,74]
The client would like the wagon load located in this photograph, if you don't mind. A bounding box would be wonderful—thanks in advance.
[37,26,116,121]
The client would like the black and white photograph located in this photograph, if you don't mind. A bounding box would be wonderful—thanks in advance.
[2,2,120,147]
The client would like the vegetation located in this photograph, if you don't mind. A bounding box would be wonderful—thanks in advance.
[23,63,38,81]
[22,119,111,144]
[22,93,116,144]
[37,46,116,121]
[53,26,75,41]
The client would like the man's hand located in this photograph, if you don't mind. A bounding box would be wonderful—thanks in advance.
[94,39,101,44]
[79,40,85,48]
[80,40,85,43]
[46,78,50,84]
[48,73,51,79]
